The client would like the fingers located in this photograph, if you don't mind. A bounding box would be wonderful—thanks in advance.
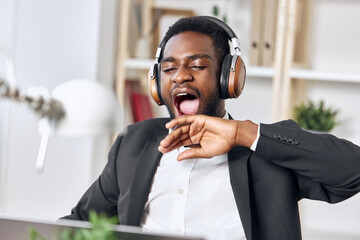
[177,148,207,161]
[160,124,191,148]
[165,115,197,129]
[159,115,206,156]
[158,135,193,153]
[159,115,238,160]
[159,144,205,161]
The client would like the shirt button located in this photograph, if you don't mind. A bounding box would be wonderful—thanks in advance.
[175,227,182,233]
[178,189,184,195]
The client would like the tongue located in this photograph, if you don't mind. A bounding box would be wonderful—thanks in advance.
[179,98,199,115]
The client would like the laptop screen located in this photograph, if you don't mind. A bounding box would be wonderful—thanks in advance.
[0,216,204,240]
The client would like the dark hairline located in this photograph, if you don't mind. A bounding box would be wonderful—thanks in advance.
[160,17,230,65]
[161,53,212,64]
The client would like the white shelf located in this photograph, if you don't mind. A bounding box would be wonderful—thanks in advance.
[290,68,360,83]
[124,58,360,84]
[124,58,153,70]
[247,66,360,83]
[247,66,275,78]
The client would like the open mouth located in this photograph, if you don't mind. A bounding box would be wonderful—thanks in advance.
[173,91,200,117]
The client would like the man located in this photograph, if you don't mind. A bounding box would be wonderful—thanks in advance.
[63,17,360,240]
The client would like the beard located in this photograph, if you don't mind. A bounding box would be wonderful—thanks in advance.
[164,87,224,119]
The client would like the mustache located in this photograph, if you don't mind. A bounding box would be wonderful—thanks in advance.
[170,83,200,96]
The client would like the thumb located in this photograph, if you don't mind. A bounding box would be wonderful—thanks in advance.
[178,148,206,161]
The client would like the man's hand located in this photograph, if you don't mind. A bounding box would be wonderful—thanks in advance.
[158,115,258,161]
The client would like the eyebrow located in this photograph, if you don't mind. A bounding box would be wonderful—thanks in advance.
[160,56,176,63]
[160,54,212,64]
[187,54,212,61]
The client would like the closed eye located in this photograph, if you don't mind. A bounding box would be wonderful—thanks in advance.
[162,67,176,73]
[191,66,206,70]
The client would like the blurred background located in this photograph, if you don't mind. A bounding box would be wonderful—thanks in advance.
[0,0,359,239]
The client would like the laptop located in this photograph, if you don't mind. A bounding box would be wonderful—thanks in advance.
[0,216,204,240]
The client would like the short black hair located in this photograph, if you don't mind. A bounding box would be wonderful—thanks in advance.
[161,16,230,65]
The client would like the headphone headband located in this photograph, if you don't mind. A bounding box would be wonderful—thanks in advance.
[156,16,241,61]
[199,16,238,39]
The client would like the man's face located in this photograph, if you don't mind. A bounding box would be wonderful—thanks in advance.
[160,31,225,119]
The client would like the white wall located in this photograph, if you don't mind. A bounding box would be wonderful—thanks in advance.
[0,0,119,220]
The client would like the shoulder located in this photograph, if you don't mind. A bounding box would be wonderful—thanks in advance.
[121,118,170,141]
[127,117,170,129]
[110,118,170,158]
[126,117,169,134]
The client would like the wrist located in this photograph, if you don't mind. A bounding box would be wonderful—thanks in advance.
[235,120,259,148]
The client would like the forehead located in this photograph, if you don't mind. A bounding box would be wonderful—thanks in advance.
[162,31,216,60]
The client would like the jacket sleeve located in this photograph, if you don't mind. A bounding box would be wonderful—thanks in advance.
[254,119,360,203]
[61,134,122,221]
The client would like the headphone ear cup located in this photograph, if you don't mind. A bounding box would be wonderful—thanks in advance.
[228,55,246,98]
[219,54,233,99]
[149,63,163,106]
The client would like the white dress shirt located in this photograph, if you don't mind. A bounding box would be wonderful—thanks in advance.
[140,113,259,240]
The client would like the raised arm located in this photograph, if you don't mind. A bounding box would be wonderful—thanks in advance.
[159,115,360,201]
[158,114,258,161]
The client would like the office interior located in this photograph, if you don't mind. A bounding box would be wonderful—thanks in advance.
[0,0,359,239]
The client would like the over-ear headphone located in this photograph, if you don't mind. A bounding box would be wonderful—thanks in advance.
[149,16,246,106]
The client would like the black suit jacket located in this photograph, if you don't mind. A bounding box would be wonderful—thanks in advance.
[63,118,360,240]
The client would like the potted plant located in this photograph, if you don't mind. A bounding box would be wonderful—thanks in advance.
[29,211,119,240]
[293,99,339,132]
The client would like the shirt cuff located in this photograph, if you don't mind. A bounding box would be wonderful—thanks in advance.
[250,124,260,151]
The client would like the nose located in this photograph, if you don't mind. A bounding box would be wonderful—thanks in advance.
[171,65,193,84]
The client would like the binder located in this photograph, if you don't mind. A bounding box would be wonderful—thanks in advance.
[262,0,278,66]
[125,79,154,123]
[130,92,154,122]
[250,0,264,66]
[125,79,141,124]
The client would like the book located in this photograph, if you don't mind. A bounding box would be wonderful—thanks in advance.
[130,92,154,122]
[125,79,154,123]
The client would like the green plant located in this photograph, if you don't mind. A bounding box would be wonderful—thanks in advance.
[29,211,119,240]
[212,5,228,23]
[294,99,339,132]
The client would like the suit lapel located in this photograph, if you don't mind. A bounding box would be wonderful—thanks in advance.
[126,134,165,226]
[228,146,253,240]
